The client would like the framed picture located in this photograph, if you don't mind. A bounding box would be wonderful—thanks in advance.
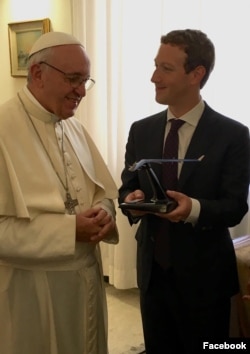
[8,18,51,77]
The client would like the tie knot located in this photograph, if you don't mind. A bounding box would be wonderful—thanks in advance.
[169,119,185,132]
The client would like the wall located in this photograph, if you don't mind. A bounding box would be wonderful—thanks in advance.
[0,0,73,104]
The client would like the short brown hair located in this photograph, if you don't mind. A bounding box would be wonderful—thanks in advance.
[161,29,215,88]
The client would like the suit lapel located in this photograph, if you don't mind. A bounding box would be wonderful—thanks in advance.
[179,105,218,188]
[149,111,167,178]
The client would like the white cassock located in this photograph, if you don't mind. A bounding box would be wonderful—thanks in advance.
[0,87,119,354]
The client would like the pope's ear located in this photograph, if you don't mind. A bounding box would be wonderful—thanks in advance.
[29,63,43,82]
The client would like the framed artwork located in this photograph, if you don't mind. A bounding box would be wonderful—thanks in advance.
[8,18,51,77]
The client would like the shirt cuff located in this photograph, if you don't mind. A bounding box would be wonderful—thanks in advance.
[185,198,200,225]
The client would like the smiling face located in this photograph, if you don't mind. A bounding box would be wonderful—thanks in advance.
[28,44,91,119]
[151,43,203,116]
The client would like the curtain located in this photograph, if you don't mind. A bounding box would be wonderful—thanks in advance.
[71,0,250,289]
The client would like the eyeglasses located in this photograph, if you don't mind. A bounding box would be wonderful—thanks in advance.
[39,61,95,90]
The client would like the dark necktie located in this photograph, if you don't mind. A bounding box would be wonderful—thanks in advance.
[154,119,185,269]
[162,119,185,190]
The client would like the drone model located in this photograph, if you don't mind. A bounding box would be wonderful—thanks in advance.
[119,158,202,213]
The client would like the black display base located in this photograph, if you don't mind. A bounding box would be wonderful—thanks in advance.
[119,199,177,214]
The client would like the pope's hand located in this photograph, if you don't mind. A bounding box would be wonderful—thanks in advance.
[75,207,115,243]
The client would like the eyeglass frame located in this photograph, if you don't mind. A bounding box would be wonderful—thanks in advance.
[39,61,95,90]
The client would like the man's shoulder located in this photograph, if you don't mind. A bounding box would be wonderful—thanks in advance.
[203,102,248,131]
[132,109,167,127]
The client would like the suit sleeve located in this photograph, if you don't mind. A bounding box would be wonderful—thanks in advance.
[196,123,250,229]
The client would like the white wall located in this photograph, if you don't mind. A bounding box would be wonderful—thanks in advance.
[0,0,73,104]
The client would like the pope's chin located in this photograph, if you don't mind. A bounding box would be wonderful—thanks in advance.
[61,107,78,119]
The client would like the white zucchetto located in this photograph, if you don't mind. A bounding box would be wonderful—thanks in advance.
[29,31,84,57]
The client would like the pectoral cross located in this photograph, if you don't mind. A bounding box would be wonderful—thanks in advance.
[65,192,79,215]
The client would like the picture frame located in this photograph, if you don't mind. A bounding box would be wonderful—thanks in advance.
[8,18,51,77]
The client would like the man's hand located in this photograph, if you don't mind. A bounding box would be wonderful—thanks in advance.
[76,207,115,243]
[156,190,192,222]
[124,189,148,216]
[242,280,250,301]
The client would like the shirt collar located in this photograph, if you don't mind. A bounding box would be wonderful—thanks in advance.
[23,85,59,123]
[167,99,205,127]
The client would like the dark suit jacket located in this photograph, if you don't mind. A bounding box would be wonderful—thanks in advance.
[119,102,250,307]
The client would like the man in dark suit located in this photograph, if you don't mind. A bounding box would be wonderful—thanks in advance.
[118,29,250,353]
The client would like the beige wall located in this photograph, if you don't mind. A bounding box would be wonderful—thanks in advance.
[0,0,73,104]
